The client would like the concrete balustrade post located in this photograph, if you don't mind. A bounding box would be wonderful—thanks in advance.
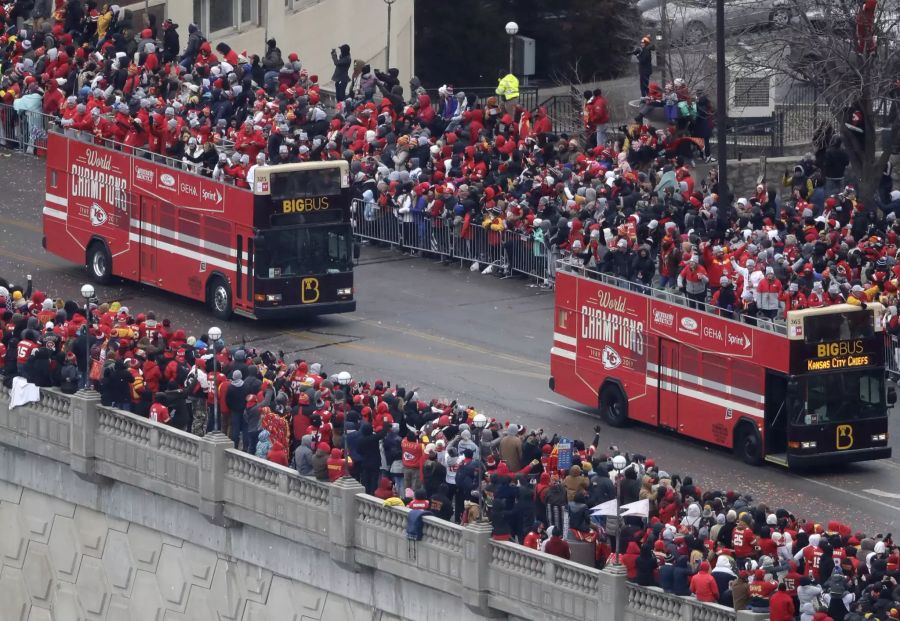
[460,521,497,616]
[598,563,628,621]
[328,477,365,569]
[68,390,101,477]
[198,431,233,526]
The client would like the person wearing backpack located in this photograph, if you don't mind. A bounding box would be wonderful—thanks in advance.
[544,478,569,534]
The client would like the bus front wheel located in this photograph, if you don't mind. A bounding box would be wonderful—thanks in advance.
[734,423,763,465]
[600,385,628,427]
[207,277,233,321]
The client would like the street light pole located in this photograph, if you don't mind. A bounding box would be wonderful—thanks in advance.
[611,454,627,564]
[384,0,396,70]
[505,21,519,75]
[80,284,94,392]
[472,413,488,521]
[715,0,729,202]
[208,326,222,432]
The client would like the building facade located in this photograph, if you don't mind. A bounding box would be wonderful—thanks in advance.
[122,0,414,95]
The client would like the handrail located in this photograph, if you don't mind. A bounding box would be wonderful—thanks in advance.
[557,260,788,335]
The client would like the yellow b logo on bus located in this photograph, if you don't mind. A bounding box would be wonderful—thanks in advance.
[301,278,319,304]
[836,425,854,450]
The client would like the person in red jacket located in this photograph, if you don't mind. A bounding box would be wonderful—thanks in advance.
[747,569,777,610]
[267,440,289,466]
[621,541,641,579]
[588,88,610,148]
[401,432,423,491]
[690,561,719,602]
[407,488,430,510]
[768,583,796,621]
[732,520,757,559]
[233,120,266,161]
[326,447,346,481]
[542,526,571,560]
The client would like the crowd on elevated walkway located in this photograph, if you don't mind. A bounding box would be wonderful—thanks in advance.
[0,271,895,620]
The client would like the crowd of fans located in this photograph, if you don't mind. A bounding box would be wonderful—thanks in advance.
[0,271,897,621]
[0,3,899,618]
[5,0,900,324]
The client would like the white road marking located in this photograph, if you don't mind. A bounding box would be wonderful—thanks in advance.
[862,488,900,499]
[536,397,595,417]
[798,477,900,514]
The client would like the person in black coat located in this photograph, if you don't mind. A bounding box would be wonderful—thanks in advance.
[671,556,694,595]
[225,371,248,447]
[635,543,659,586]
[100,360,134,410]
[162,383,190,431]
[331,44,351,101]
[24,346,53,387]
[354,422,385,494]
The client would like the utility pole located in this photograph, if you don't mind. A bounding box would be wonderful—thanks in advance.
[384,0,396,69]
[715,0,729,203]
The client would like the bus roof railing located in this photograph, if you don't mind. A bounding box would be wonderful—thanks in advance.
[556,259,789,336]
[49,123,250,192]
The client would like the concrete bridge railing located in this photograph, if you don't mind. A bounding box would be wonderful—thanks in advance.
[0,386,767,621]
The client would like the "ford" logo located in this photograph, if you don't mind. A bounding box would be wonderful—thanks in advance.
[680,317,698,331]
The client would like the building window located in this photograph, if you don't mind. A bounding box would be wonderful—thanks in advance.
[195,0,257,33]
[285,0,325,12]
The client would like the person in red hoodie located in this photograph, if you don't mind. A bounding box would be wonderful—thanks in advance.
[621,541,642,579]
[326,447,346,481]
[768,583,796,621]
[373,477,396,500]
[267,440,289,466]
[542,525,570,560]
[690,561,719,603]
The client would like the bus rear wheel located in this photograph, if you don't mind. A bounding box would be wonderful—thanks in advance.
[600,385,628,427]
[734,423,763,465]
[87,243,112,285]
[207,277,233,321]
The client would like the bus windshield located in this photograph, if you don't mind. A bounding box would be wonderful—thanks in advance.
[270,169,343,199]
[255,225,352,278]
[792,369,885,424]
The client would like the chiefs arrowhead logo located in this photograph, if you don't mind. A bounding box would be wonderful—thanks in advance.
[601,345,622,370]
[89,203,108,227]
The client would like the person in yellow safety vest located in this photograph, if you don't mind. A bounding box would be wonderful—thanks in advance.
[496,72,520,116]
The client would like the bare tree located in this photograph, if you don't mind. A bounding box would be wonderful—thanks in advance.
[728,0,900,202]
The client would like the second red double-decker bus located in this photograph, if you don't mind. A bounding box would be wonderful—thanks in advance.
[42,129,356,320]
[550,263,893,468]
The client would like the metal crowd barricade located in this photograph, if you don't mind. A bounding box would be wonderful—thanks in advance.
[0,104,55,155]
[349,198,552,283]
[886,334,900,382]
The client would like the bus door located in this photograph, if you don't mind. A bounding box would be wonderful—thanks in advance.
[658,339,679,429]
[764,371,789,464]
[139,196,160,286]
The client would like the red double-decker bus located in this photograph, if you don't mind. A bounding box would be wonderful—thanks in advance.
[550,263,893,467]
[42,130,356,320]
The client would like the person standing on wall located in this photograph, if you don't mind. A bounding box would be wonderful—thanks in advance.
[632,35,655,97]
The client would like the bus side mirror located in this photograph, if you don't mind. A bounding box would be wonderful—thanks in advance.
[353,243,361,260]
[888,386,897,406]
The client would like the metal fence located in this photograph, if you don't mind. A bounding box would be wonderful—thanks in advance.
[351,198,554,286]
[0,105,52,155]
[887,334,900,382]
[426,86,540,113]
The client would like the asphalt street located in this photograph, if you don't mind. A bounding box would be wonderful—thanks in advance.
[3,151,899,534]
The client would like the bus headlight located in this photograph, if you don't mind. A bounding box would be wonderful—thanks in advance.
[871,433,887,442]
[337,287,352,296]
[265,294,282,302]
[801,441,817,449]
